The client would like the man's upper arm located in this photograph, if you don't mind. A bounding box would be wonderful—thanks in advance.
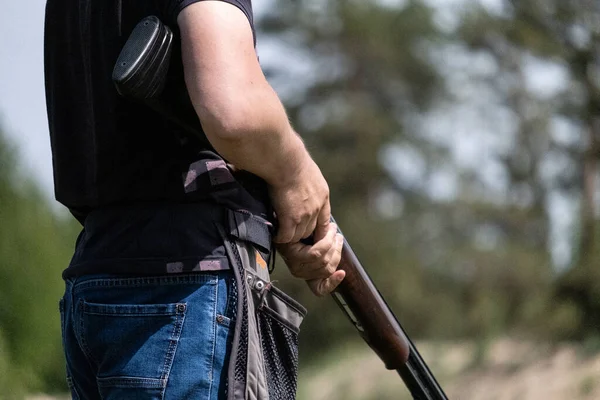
[172,0,254,39]
[176,1,267,132]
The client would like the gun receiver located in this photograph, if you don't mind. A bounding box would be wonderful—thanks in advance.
[113,16,448,400]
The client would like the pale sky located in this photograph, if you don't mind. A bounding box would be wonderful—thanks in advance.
[0,0,52,197]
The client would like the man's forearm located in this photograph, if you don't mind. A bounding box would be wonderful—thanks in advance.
[178,2,313,188]
[195,84,312,189]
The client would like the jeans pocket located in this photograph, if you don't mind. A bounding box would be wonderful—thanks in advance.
[256,284,307,400]
[78,300,187,399]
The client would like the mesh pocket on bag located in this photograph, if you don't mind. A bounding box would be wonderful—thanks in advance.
[256,284,307,400]
[230,241,249,390]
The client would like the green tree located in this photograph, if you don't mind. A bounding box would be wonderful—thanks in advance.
[260,0,591,354]
[0,126,79,396]
[454,0,600,338]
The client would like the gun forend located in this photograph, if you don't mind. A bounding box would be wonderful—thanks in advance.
[332,223,448,399]
[332,237,411,367]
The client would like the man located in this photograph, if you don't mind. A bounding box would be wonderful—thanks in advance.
[45,0,344,398]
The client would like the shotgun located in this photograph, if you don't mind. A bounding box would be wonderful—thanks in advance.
[113,16,448,400]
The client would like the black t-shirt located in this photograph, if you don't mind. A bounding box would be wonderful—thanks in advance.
[44,0,255,222]
[44,0,266,278]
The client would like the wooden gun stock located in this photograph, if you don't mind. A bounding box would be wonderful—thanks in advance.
[113,16,448,400]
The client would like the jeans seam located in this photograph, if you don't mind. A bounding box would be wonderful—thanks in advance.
[76,299,100,369]
[160,303,187,397]
[224,277,232,319]
[66,375,81,400]
[208,277,219,398]
[97,376,165,388]
[59,298,66,349]
[61,298,81,399]
[72,274,219,293]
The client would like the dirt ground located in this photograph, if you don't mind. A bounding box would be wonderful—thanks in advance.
[298,339,600,400]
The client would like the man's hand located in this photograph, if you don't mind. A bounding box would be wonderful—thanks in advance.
[270,155,331,244]
[277,223,346,296]
[270,152,344,296]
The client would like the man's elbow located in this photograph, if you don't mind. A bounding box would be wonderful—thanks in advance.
[194,91,267,142]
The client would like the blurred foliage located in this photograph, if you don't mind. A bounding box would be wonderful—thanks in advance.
[0,128,79,396]
[454,0,600,338]
[2,0,600,396]
[261,0,600,363]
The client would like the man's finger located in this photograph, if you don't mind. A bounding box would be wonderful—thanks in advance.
[290,218,310,244]
[301,215,318,240]
[276,241,309,258]
[289,261,337,280]
[313,201,331,242]
[307,223,337,260]
[274,218,295,243]
[307,270,346,297]
[328,234,344,269]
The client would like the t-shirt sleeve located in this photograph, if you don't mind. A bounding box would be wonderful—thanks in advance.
[168,0,255,42]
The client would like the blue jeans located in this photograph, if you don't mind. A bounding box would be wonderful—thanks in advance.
[60,271,235,399]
